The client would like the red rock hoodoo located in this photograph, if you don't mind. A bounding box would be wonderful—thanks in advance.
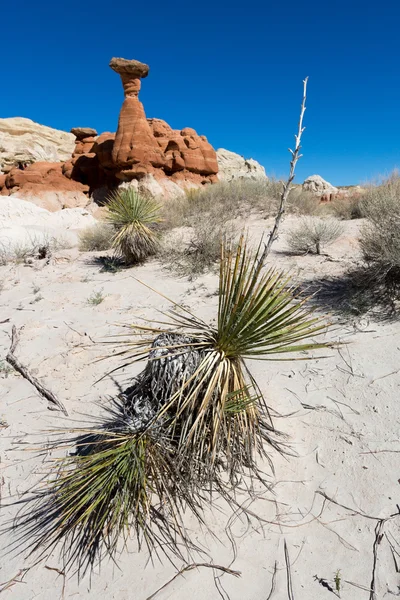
[0,56,220,207]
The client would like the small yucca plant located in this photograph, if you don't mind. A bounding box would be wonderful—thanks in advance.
[106,188,162,264]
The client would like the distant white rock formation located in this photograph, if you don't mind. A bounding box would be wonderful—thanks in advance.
[302,174,338,195]
[216,149,267,182]
[0,117,75,173]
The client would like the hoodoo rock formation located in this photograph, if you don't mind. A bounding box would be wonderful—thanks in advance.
[0,57,263,209]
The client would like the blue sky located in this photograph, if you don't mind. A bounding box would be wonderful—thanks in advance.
[2,0,399,185]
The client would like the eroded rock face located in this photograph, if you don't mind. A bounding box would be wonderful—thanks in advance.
[216,148,267,181]
[0,117,75,173]
[0,162,89,211]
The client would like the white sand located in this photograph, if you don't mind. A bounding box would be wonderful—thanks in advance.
[0,215,399,599]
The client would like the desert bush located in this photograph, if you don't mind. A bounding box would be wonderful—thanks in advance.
[287,217,344,254]
[286,187,322,216]
[78,223,114,252]
[105,188,162,265]
[14,236,329,573]
[329,194,364,220]
[359,172,400,280]
[161,178,281,275]
[162,178,281,230]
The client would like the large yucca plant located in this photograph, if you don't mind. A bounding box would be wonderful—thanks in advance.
[9,235,331,574]
[105,187,162,264]
[120,235,330,483]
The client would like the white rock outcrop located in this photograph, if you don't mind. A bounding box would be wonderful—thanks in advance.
[0,196,96,250]
[0,117,75,173]
[302,174,338,195]
[216,149,267,182]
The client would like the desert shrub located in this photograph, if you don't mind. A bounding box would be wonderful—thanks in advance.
[78,224,114,252]
[359,172,400,280]
[286,187,322,216]
[161,178,280,275]
[162,221,237,277]
[162,178,281,230]
[287,217,344,254]
[329,194,364,220]
[105,188,162,265]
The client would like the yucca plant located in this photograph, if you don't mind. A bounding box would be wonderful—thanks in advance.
[105,187,162,264]
[9,235,331,574]
[8,409,204,576]
[117,234,330,484]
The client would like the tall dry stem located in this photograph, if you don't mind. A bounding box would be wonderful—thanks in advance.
[262,76,309,260]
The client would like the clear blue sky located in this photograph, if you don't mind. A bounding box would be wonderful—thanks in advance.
[2,0,399,185]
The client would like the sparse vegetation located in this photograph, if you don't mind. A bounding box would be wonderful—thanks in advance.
[87,288,106,305]
[359,172,400,282]
[329,194,363,220]
[160,178,281,275]
[78,223,114,252]
[105,188,162,264]
[287,217,344,254]
[0,235,72,266]
[286,187,322,216]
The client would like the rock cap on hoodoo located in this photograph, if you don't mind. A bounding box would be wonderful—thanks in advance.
[109,57,149,78]
[70,127,98,140]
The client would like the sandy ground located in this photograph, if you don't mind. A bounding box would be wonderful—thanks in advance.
[0,215,399,600]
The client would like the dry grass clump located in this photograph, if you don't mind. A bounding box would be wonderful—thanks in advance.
[105,188,162,265]
[161,178,280,275]
[0,235,72,265]
[286,187,323,216]
[163,178,281,230]
[287,217,344,255]
[329,194,364,220]
[359,172,400,282]
[78,224,114,252]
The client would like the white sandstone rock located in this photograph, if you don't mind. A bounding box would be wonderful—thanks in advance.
[0,196,96,251]
[302,174,338,195]
[0,117,75,173]
[216,149,267,182]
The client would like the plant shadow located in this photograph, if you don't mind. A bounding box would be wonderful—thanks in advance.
[299,264,400,322]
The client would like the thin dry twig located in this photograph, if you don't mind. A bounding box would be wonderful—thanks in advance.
[6,325,68,416]
[262,76,308,260]
[146,563,241,600]
[284,539,296,600]
[266,560,278,600]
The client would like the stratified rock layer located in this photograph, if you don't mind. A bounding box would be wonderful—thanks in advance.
[0,118,75,173]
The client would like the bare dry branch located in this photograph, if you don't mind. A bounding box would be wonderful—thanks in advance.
[262,77,308,260]
[146,563,241,600]
[6,325,68,416]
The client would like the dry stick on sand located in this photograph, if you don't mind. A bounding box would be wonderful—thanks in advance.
[316,491,400,600]
[261,76,308,262]
[146,563,241,600]
[6,325,68,416]
[284,539,296,600]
